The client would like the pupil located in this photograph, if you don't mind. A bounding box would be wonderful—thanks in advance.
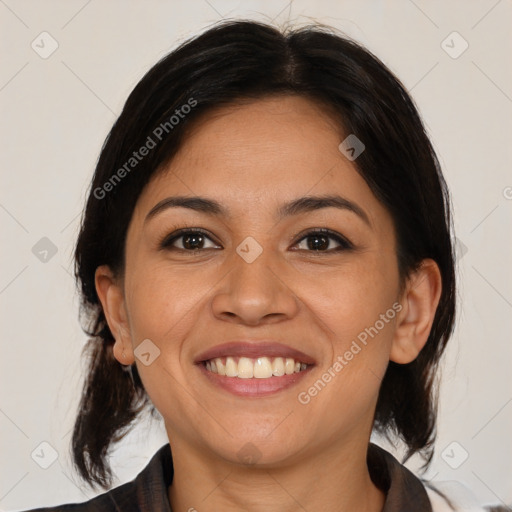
[183,233,203,250]
[308,234,328,251]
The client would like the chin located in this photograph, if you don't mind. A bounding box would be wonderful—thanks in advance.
[207,431,304,468]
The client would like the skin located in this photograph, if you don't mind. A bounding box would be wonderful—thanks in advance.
[96,95,442,512]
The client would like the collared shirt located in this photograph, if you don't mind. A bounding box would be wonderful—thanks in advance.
[25,443,493,511]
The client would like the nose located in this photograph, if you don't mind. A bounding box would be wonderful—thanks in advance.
[211,246,299,326]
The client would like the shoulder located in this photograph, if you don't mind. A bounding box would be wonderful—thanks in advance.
[368,444,508,512]
[20,480,138,512]
[21,444,173,512]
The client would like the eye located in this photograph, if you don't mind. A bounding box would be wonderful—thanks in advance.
[159,227,352,253]
[161,229,221,251]
[292,229,353,252]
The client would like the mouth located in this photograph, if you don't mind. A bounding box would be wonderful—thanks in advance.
[195,341,315,397]
[204,355,309,378]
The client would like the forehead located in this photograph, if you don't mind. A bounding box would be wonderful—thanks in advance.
[167,95,344,180]
[133,95,387,228]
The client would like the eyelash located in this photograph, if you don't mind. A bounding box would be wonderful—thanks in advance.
[159,227,354,254]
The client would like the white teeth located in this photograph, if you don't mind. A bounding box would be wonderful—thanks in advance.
[272,357,285,376]
[204,356,309,379]
[216,359,226,376]
[238,357,254,379]
[254,357,273,378]
[225,356,238,377]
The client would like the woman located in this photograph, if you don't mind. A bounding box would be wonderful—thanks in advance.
[26,19,503,512]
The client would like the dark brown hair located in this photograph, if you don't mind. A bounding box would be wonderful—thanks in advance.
[73,19,456,488]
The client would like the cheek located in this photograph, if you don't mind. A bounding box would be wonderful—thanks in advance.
[125,259,214,341]
[294,266,399,437]
[293,256,399,344]
[123,260,221,400]
[294,256,399,398]
[123,263,214,426]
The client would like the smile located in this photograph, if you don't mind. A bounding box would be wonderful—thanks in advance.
[204,356,308,379]
[195,341,315,397]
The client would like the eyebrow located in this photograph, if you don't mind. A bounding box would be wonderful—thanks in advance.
[145,194,371,226]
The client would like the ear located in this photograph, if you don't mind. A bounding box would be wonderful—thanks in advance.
[390,259,442,364]
[95,265,135,365]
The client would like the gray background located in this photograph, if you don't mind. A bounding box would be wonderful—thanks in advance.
[1,0,511,510]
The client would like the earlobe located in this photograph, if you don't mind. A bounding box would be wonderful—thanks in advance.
[390,259,442,365]
[94,265,135,365]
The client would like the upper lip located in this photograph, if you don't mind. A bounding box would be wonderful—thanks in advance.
[195,341,316,365]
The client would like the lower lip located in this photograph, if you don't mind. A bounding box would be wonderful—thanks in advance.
[197,363,313,397]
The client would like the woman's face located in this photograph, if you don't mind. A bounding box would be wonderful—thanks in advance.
[111,96,405,465]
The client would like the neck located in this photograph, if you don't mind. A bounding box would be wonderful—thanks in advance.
[167,434,385,512]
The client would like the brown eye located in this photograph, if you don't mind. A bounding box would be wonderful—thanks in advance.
[161,229,221,251]
[294,230,353,252]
